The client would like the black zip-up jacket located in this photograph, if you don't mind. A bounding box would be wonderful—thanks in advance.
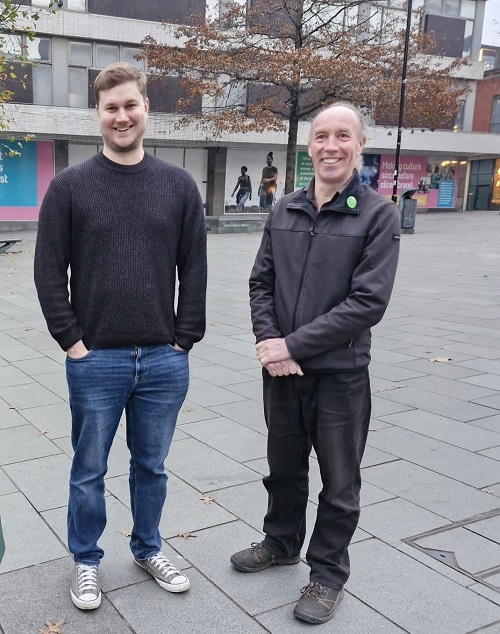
[249,171,401,372]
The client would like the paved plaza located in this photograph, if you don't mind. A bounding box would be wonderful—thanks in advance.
[0,210,500,633]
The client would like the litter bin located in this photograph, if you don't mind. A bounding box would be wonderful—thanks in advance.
[399,188,417,234]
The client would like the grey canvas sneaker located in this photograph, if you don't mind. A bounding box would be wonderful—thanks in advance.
[134,552,190,593]
[70,563,101,610]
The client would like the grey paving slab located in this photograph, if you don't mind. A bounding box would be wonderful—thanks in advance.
[193,348,257,371]
[375,386,498,422]
[0,424,61,465]
[172,520,311,615]
[458,358,500,375]
[368,360,424,382]
[462,373,500,390]
[0,492,67,572]
[474,394,500,410]
[362,460,500,521]
[190,363,258,386]
[33,370,68,396]
[403,374,497,401]
[348,538,500,634]
[379,409,500,451]
[108,568,267,634]
[255,591,407,633]
[176,400,220,424]
[371,395,414,418]
[0,557,134,634]
[370,348,420,365]
[0,400,28,430]
[467,583,500,609]
[0,344,44,362]
[415,528,500,575]
[3,453,71,512]
[18,401,71,438]
[445,342,500,360]
[0,467,17,496]
[361,445,399,468]
[397,357,483,379]
[166,437,262,491]
[187,380,247,407]
[0,381,64,409]
[105,471,237,539]
[391,345,475,362]
[209,398,266,433]
[181,417,267,462]
[480,445,500,460]
[466,514,500,545]
[466,413,500,433]
[12,355,64,374]
[358,497,451,547]
[0,366,32,388]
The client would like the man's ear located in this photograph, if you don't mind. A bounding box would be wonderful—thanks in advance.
[144,98,150,113]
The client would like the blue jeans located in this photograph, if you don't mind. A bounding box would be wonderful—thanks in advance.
[66,345,189,565]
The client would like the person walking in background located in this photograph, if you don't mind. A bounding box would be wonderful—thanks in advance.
[34,62,207,610]
[231,103,400,625]
[258,151,278,211]
[231,165,252,211]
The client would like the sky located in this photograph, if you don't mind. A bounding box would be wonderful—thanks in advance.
[482,0,500,46]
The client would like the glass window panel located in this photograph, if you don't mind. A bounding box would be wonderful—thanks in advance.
[121,47,145,70]
[462,19,473,56]
[460,0,475,18]
[95,44,119,68]
[69,41,92,66]
[66,0,86,10]
[443,0,459,15]
[426,0,442,12]
[26,37,51,61]
[492,98,500,134]
[33,65,52,105]
[69,66,88,107]
[0,34,22,58]
[31,0,52,6]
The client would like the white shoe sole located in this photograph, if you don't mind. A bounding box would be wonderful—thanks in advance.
[70,589,102,610]
[134,558,190,593]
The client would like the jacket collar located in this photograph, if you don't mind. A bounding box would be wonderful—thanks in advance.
[288,170,363,216]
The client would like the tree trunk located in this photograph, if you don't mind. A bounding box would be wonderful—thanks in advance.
[285,99,300,194]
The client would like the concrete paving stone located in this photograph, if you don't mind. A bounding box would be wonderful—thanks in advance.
[0,318,28,331]
[209,399,266,433]
[187,380,247,407]
[480,446,500,460]
[216,340,257,358]
[366,426,500,488]
[462,374,500,390]
[391,323,462,338]
[53,433,130,479]
[190,363,259,386]
[0,492,67,572]
[414,527,500,575]
[445,342,500,361]
[0,400,28,430]
[15,333,61,352]
[0,366,33,389]
[255,590,407,633]
[39,347,67,364]
[0,468,17,496]
[375,386,498,422]
[466,514,500,545]
[225,380,264,402]
[19,402,71,438]
[0,333,21,348]
[358,497,451,547]
[473,394,500,411]
[172,426,189,440]
[192,348,257,371]
[467,583,500,609]
[33,370,68,396]
[0,557,134,634]
[447,332,500,349]
[360,481,398,507]
[12,355,64,374]
[390,345,474,362]
[166,437,262,491]
[370,348,420,365]
[105,471,237,539]
[467,414,500,433]
[403,374,497,401]
[379,409,500,451]
[371,376,402,393]
[371,395,414,418]
[371,337,419,351]
[376,331,457,349]
[348,538,500,634]
[397,357,483,379]
[108,568,267,634]
[177,400,220,424]
[172,520,311,616]
[0,381,64,410]
[368,419,394,431]
[181,417,267,462]
[369,360,424,382]
[361,445,399,468]
[41,497,190,593]
[458,359,500,375]
[206,322,249,337]
[0,425,61,466]
[362,461,500,521]
[0,344,44,362]
[3,453,71,512]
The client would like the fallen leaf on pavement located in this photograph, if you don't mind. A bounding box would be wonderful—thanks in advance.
[200,495,215,505]
[120,531,132,537]
[38,617,66,633]
[38,429,49,436]
[428,357,451,363]
[482,489,497,495]
[178,532,198,540]
[182,405,193,413]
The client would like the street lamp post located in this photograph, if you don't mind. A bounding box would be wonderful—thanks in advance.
[391,0,414,204]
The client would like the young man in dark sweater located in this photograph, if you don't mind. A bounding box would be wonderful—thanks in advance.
[34,63,207,610]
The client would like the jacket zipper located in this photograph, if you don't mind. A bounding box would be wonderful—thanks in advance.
[292,217,318,330]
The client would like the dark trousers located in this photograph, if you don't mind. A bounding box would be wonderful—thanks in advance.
[262,368,371,589]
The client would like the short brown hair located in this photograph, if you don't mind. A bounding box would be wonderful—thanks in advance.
[94,62,147,104]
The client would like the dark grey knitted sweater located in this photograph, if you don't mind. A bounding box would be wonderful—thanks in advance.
[34,152,207,352]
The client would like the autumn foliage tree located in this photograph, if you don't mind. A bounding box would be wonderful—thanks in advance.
[143,0,470,192]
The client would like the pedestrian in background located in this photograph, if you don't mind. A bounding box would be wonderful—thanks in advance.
[34,62,207,610]
[231,103,400,625]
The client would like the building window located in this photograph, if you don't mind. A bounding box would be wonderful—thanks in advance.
[426,0,475,18]
[491,97,500,134]
[32,0,86,11]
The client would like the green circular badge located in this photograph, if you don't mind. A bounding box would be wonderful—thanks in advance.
[347,196,357,209]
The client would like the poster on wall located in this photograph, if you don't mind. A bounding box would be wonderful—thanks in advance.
[225,149,286,214]
[377,155,460,209]
[0,141,54,220]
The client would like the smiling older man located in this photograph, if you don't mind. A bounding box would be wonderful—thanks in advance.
[231,103,401,625]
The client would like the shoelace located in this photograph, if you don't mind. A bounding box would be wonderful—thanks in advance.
[300,582,325,600]
[77,564,98,595]
[149,553,181,578]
